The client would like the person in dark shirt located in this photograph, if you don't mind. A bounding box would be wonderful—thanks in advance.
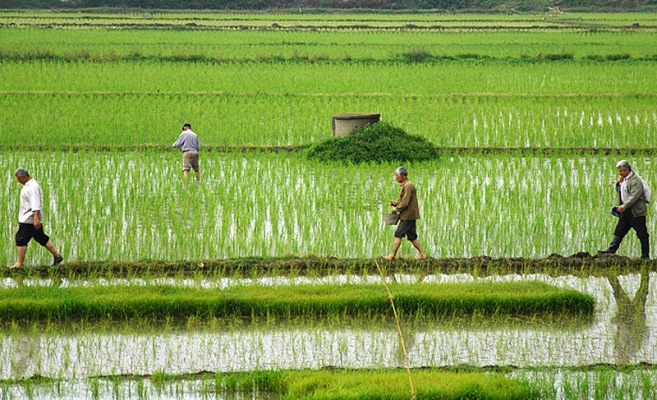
[384,166,427,260]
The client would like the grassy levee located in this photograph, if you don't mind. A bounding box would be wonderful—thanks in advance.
[0,281,593,322]
[3,255,655,279]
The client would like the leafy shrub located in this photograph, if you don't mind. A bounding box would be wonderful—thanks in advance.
[306,122,438,164]
[399,46,433,62]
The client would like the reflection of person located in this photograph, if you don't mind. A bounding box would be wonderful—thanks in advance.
[172,123,200,180]
[384,167,427,260]
[10,168,63,269]
[608,270,650,365]
[599,160,650,259]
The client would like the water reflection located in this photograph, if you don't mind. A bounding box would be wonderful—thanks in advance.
[609,269,651,365]
[0,272,655,380]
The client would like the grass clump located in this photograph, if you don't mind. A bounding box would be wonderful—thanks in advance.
[400,47,434,62]
[306,122,438,164]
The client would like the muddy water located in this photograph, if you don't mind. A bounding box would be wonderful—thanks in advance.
[0,273,655,380]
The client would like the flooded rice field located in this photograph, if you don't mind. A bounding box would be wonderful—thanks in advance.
[1,272,655,381]
[3,152,656,265]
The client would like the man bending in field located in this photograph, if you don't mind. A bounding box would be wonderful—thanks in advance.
[172,123,200,180]
[384,166,427,260]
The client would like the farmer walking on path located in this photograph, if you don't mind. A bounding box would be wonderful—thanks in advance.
[10,168,63,269]
[172,123,200,180]
[384,166,427,260]
[598,160,650,259]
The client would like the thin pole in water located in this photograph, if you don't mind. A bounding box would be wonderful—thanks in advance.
[374,259,416,400]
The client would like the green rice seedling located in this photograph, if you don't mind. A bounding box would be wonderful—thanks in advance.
[642,371,656,399]
[281,369,538,399]
[0,287,632,381]
[2,151,655,265]
[1,13,657,61]
[0,281,593,322]
[14,367,650,400]
[1,61,656,149]
[1,13,656,152]
[514,368,657,400]
[90,377,100,399]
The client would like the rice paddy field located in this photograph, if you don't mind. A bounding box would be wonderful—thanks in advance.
[1,10,657,399]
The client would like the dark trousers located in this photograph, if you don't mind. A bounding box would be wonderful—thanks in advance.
[612,212,650,258]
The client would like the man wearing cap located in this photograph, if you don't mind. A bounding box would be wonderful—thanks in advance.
[10,168,64,269]
[384,166,427,260]
[599,160,650,259]
[172,123,200,180]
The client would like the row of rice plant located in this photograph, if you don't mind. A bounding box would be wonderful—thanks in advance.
[0,369,536,399]
[0,272,650,380]
[2,25,656,60]
[3,59,653,96]
[1,11,653,398]
[0,314,637,379]
[1,11,656,30]
[3,11,656,21]
[1,368,656,400]
[0,270,648,379]
[516,368,657,400]
[1,89,655,149]
[1,151,654,265]
[0,281,593,321]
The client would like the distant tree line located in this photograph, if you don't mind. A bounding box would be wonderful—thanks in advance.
[2,0,656,11]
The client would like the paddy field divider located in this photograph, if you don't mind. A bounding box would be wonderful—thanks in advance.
[3,143,657,155]
[3,254,654,279]
[0,281,594,322]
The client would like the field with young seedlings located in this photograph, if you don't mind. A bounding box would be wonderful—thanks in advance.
[1,151,656,263]
[1,10,657,399]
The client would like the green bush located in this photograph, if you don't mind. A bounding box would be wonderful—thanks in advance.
[399,47,434,62]
[306,122,439,164]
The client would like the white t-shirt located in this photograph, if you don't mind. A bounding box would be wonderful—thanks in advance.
[18,179,43,224]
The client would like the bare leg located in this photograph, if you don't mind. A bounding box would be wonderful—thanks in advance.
[10,246,28,269]
[44,241,61,258]
[384,237,402,260]
[194,170,200,180]
[411,239,427,260]
[183,170,189,179]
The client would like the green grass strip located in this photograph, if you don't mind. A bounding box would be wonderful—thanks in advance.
[0,282,594,322]
[209,369,538,399]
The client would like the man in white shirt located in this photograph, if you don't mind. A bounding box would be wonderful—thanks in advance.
[172,123,201,180]
[10,168,64,269]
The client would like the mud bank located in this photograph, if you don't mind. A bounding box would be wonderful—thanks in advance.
[4,253,655,278]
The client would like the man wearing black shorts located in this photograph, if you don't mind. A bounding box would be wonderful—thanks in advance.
[10,168,63,269]
[384,166,427,260]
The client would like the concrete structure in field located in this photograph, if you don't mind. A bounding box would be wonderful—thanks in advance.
[332,113,380,137]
